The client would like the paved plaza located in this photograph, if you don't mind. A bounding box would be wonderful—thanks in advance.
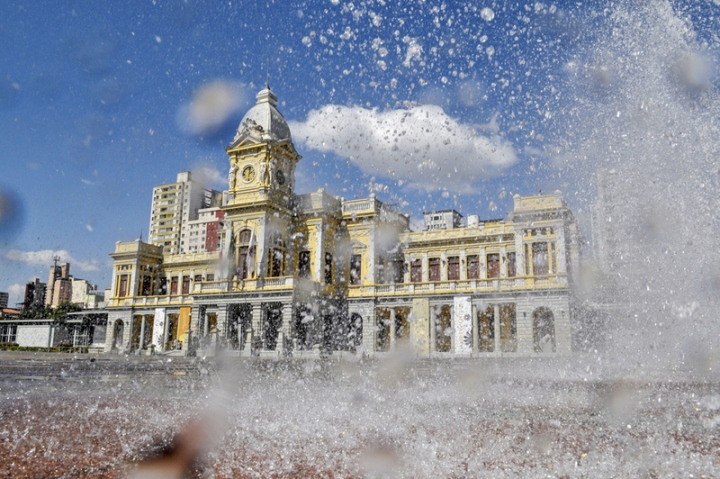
[1,352,719,478]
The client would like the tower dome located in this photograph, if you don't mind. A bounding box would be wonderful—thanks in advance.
[234,85,291,142]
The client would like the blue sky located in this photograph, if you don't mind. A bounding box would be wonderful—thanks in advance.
[1,0,718,306]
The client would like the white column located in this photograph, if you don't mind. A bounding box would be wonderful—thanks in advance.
[555,227,567,274]
[422,254,429,282]
[515,230,525,277]
[130,264,139,297]
[440,252,447,281]
[314,223,324,283]
[500,246,507,277]
[480,247,487,279]
[367,228,376,284]
[257,217,267,279]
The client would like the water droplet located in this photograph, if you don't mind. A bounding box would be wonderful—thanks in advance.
[480,7,495,22]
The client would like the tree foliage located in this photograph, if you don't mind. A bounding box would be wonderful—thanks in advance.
[20,302,82,321]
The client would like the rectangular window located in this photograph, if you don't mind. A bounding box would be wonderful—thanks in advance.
[325,253,333,284]
[467,255,479,279]
[429,258,440,282]
[507,252,516,277]
[447,256,460,280]
[206,273,214,282]
[411,260,422,283]
[533,242,549,275]
[298,251,311,279]
[182,276,190,294]
[194,274,203,282]
[170,277,178,295]
[140,275,151,296]
[393,259,405,284]
[350,254,361,285]
[270,249,283,277]
[119,275,128,298]
[376,257,386,284]
[159,277,167,295]
[487,254,500,278]
[238,246,248,280]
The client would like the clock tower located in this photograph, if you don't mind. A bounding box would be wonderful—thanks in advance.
[222,85,301,280]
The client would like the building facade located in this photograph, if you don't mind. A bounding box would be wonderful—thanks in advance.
[46,263,72,307]
[148,171,223,255]
[105,86,581,357]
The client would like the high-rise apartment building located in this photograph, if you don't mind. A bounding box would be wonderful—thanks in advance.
[0,292,8,309]
[148,171,222,254]
[186,207,225,253]
[47,262,72,307]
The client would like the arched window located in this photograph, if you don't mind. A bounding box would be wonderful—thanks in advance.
[533,307,556,353]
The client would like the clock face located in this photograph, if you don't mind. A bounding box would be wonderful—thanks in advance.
[241,166,255,182]
[276,169,285,185]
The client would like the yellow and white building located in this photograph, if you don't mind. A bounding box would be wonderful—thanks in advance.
[105,86,581,357]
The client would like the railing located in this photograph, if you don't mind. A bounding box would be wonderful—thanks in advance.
[193,276,324,294]
[342,200,375,213]
[347,275,566,297]
[110,274,565,305]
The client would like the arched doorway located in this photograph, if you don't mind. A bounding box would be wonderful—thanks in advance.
[533,307,556,353]
[228,304,252,350]
[112,320,124,350]
[294,304,314,350]
[263,303,283,350]
[434,305,452,352]
[349,313,363,350]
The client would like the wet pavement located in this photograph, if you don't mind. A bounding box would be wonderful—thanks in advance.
[1,351,719,478]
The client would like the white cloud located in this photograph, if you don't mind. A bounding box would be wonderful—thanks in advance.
[5,249,100,272]
[289,105,517,191]
[177,81,246,135]
[8,283,24,306]
[191,164,226,190]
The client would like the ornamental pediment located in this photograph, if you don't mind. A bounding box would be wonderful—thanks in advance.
[226,134,266,152]
[350,239,367,250]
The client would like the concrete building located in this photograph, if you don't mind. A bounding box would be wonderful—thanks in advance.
[186,207,225,254]
[105,85,581,357]
[148,171,223,255]
[0,292,8,309]
[23,278,46,309]
[423,210,464,230]
[46,262,72,307]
